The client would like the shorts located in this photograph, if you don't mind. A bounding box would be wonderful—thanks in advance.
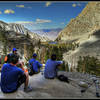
[2,74,26,93]
[17,74,26,88]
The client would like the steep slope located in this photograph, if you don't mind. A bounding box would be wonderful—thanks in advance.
[55,2,100,71]
[0,21,49,42]
[56,2,100,43]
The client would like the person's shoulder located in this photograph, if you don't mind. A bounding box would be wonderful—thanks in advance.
[3,63,9,67]
[14,66,23,71]
[47,59,51,61]
[2,63,10,69]
[7,53,13,56]
[47,59,50,61]
[8,53,13,55]
[46,59,51,63]
[29,58,33,61]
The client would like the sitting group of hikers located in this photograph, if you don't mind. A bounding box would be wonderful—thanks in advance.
[0,48,67,93]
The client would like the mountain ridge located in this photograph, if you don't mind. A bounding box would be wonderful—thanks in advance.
[55,2,100,71]
[0,21,50,42]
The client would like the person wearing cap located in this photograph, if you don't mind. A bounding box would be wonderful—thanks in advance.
[1,54,32,93]
[28,53,43,75]
[12,48,17,55]
[44,54,63,79]
[4,48,18,63]
[5,47,28,73]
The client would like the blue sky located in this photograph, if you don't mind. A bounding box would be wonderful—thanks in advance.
[0,1,88,31]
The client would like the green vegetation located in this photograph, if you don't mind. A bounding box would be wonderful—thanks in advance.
[77,56,100,76]
[40,42,78,71]
[0,26,8,55]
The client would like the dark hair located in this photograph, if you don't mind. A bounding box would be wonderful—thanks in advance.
[10,54,19,64]
[51,54,56,61]
[33,53,37,58]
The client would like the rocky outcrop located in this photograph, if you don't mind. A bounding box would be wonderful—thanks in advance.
[56,2,100,43]
[0,72,99,99]
[0,21,49,42]
[55,2,100,70]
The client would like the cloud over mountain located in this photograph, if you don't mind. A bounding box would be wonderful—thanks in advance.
[45,1,52,7]
[4,9,15,14]
[35,19,51,24]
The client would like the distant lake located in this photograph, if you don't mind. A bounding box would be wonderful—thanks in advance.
[49,41,57,44]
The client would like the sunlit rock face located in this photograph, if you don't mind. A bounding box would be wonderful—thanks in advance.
[55,2,100,70]
[0,20,48,63]
[0,21,50,42]
[56,2,100,42]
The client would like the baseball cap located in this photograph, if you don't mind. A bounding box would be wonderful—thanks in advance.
[33,53,37,57]
[13,48,17,51]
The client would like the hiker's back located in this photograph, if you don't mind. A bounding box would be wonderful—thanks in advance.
[30,58,41,72]
[44,55,63,79]
[44,59,58,78]
[1,63,24,93]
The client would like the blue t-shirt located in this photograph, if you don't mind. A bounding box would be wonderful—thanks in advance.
[44,59,63,78]
[29,58,42,72]
[1,63,24,93]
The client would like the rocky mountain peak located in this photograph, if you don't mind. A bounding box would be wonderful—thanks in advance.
[0,21,50,42]
[56,2,100,43]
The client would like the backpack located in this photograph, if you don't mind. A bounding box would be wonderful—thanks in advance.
[27,61,35,76]
[4,53,13,63]
[57,75,70,83]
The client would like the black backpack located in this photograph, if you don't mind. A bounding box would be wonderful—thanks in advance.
[27,61,35,76]
[27,61,40,76]
[5,53,13,63]
[57,75,70,83]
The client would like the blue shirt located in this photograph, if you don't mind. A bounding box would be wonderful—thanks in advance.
[44,59,63,78]
[29,58,42,72]
[1,63,24,93]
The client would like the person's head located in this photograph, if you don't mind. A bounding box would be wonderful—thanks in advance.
[10,54,19,65]
[32,53,37,59]
[51,54,56,61]
[12,48,17,54]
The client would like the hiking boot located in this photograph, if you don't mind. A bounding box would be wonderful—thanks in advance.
[24,86,33,92]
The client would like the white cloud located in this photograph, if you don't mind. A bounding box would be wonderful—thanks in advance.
[4,9,15,14]
[9,19,51,30]
[16,5,25,8]
[16,5,32,9]
[14,21,34,24]
[72,3,82,7]
[72,4,76,7]
[35,19,51,24]
[0,11,2,14]
[12,19,51,25]
[45,1,51,7]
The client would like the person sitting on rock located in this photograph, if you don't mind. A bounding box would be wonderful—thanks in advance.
[5,47,29,77]
[28,53,43,75]
[4,48,19,63]
[44,54,63,79]
[1,54,32,93]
